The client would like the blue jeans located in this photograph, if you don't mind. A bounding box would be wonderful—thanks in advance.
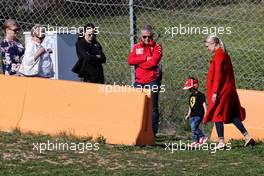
[134,79,161,135]
[215,117,248,138]
[189,116,204,142]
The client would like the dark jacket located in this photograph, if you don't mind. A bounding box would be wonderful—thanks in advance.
[73,38,106,83]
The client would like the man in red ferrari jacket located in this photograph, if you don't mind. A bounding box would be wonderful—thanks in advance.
[128,25,162,137]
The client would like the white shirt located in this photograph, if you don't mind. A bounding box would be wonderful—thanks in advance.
[19,40,54,78]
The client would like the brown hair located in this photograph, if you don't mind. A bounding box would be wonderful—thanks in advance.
[2,19,20,32]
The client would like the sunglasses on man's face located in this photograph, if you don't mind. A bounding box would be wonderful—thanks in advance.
[9,28,20,33]
[142,35,153,39]
[87,33,94,37]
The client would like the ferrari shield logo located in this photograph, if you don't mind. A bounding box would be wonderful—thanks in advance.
[136,48,143,55]
[190,96,196,108]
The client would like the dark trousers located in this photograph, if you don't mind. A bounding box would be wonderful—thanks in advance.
[134,79,161,135]
[215,117,248,138]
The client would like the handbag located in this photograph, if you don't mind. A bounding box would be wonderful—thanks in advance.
[72,59,88,78]
[72,59,82,74]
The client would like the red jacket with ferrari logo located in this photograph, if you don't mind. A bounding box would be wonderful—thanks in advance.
[128,40,162,84]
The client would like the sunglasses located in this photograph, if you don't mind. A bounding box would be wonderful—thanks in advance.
[87,33,94,37]
[36,36,45,40]
[9,28,20,33]
[142,35,153,39]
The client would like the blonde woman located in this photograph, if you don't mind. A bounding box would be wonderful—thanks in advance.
[203,35,254,149]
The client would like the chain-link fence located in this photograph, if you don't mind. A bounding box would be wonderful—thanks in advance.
[1,0,264,135]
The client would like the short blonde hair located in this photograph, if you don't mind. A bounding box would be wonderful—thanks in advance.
[31,24,45,37]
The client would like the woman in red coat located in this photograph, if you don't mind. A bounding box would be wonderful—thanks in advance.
[203,35,254,149]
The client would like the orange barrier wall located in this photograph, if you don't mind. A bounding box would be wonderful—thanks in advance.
[210,89,264,141]
[0,75,154,146]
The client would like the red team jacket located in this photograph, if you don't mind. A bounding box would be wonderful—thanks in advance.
[128,40,162,84]
[204,47,246,124]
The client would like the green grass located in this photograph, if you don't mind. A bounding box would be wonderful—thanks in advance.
[1,3,263,175]
[1,130,264,176]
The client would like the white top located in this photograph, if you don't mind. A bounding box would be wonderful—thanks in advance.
[19,40,54,78]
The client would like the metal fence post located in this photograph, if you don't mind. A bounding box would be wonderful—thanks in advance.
[129,0,137,85]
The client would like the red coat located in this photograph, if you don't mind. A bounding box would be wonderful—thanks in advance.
[128,40,162,84]
[203,48,246,124]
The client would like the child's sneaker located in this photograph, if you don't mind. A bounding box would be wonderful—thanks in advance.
[244,137,255,147]
[199,136,208,145]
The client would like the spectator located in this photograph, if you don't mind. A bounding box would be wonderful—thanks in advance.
[1,19,24,75]
[73,23,106,83]
[19,24,54,78]
[128,25,163,137]
[203,34,255,149]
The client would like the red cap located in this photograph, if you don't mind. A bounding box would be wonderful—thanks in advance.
[183,77,199,90]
